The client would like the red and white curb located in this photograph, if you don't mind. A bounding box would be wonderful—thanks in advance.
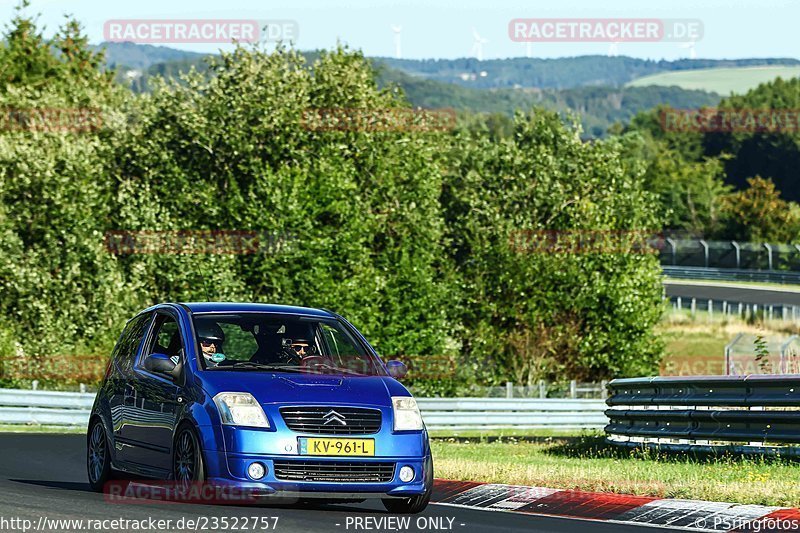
[432,479,800,531]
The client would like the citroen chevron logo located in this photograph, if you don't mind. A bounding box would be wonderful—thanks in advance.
[322,410,347,426]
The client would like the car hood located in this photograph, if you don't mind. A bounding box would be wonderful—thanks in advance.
[198,371,410,407]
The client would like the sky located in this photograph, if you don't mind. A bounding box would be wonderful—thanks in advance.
[1,0,797,61]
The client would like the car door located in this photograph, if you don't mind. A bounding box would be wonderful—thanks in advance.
[124,310,185,474]
[109,312,152,467]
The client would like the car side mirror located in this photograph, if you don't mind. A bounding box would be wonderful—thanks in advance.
[145,352,177,376]
[386,360,408,379]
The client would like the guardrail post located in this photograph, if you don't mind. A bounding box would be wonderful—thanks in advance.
[79,383,86,394]
[570,380,577,398]
[700,239,709,268]
[769,305,774,321]
[31,380,38,391]
[739,302,743,317]
[505,381,513,399]
[538,380,546,398]
[732,241,741,269]
[601,380,608,399]
[676,296,682,311]
[708,299,713,321]
[666,237,677,266]
[764,243,773,270]
[722,301,727,316]
[691,298,696,317]
[724,332,743,375]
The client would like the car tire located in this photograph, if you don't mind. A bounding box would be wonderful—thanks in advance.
[173,425,206,484]
[382,456,433,514]
[87,419,114,492]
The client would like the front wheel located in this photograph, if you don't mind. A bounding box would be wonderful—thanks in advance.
[173,425,206,484]
[87,419,113,492]
[382,457,433,514]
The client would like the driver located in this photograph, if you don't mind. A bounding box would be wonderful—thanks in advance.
[196,321,226,367]
[280,337,316,364]
[290,339,313,358]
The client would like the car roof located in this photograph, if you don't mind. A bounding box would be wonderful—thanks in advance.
[168,302,337,318]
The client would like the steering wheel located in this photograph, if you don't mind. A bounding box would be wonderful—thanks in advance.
[300,355,329,368]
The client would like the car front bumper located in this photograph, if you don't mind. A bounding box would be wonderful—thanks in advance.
[200,424,431,499]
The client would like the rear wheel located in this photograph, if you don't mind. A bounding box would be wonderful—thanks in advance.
[173,425,206,484]
[382,457,433,514]
[87,419,113,492]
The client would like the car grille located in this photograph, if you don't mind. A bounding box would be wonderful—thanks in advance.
[280,406,382,435]
[273,460,395,483]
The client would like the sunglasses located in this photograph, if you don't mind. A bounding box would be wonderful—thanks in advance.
[200,339,218,347]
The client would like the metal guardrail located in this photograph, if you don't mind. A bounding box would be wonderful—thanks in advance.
[418,398,607,430]
[0,389,93,426]
[605,375,800,453]
[0,389,609,430]
[663,266,800,285]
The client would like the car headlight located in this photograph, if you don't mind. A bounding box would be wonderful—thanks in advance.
[213,392,270,428]
[392,396,423,431]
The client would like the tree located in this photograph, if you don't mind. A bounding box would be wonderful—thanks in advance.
[721,176,800,242]
[442,112,665,382]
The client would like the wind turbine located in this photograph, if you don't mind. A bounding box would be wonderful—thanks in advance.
[608,41,621,57]
[471,28,488,61]
[391,25,402,59]
[680,41,697,59]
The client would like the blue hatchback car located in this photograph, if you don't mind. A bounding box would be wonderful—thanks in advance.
[87,303,433,513]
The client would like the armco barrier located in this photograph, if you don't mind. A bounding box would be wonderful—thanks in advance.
[0,389,93,426]
[417,398,607,430]
[605,375,800,452]
[663,265,800,285]
[0,389,608,430]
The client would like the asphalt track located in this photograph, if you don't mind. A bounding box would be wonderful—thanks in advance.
[664,280,800,306]
[0,434,675,533]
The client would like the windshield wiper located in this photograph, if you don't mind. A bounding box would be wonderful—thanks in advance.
[209,361,308,373]
[304,362,366,376]
[209,361,372,376]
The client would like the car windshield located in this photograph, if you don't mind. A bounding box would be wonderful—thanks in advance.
[192,313,385,376]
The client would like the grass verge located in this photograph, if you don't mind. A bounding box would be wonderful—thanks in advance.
[432,433,800,507]
[0,424,84,434]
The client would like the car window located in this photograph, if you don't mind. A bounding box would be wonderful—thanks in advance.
[111,312,151,373]
[217,322,258,361]
[320,323,360,360]
[319,322,373,373]
[143,314,184,361]
[192,313,384,375]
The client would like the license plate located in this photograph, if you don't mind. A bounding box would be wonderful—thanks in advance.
[298,438,375,456]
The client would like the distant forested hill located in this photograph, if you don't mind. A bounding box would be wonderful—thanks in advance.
[378,67,720,137]
[92,42,208,70]
[99,42,789,136]
[374,56,800,90]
